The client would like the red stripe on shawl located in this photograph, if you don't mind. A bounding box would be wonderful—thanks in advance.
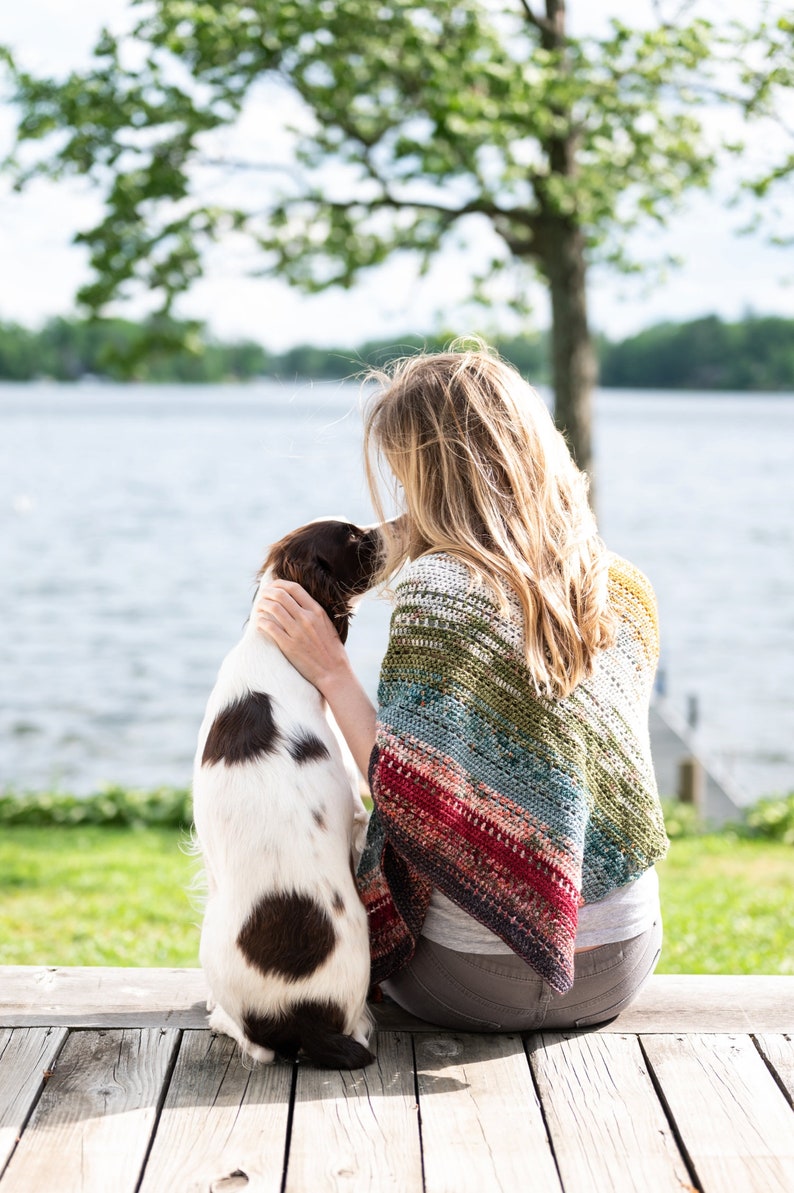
[375,748,580,924]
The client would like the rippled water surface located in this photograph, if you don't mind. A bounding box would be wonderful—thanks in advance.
[1,381,792,802]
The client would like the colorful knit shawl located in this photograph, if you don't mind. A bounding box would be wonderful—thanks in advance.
[357,551,669,995]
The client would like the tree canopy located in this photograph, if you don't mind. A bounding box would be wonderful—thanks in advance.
[3,2,793,467]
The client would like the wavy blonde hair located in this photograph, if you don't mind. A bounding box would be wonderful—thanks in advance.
[362,342,615,698]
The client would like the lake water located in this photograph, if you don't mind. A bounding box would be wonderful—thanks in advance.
[1,381,792,804]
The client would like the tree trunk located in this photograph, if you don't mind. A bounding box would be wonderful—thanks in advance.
[534,0,596,480]
[543,220,596,477]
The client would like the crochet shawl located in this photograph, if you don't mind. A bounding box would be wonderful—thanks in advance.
[357,551,669,995]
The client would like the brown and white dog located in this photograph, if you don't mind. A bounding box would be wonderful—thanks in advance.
[192,518,384,1069]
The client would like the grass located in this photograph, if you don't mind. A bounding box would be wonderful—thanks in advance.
[0,826,792,973]
[0,827,199,967]
[655,834,794,975]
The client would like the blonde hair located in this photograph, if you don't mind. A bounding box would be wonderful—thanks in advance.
[363,342,615,698]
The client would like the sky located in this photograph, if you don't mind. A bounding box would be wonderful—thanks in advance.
[1,0,793,350]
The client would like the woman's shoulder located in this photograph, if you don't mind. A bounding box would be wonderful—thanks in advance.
[396,550,480,597]
[607,553,657,608]
[393,551,504,621]
[606,553,660,658]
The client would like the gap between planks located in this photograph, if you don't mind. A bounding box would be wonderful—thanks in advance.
[2,1025,794,1193]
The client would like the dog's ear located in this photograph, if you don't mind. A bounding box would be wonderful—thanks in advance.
[280,553,352,643]
[256,536,287,585]
[258,529,352,643]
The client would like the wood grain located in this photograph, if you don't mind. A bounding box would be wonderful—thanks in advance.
[0,1027,66,1174]
[285,1032,422,1193]
[528,1031,693,1192]
[0,1028,178,1193]
[0,966,208,1029]
[139,1029,292,1193]
[414,1032,561,1193]
[3,967,793,1032]
[642,1033,794,1193]
[2,968,793,1193]
[611,974,794,1034]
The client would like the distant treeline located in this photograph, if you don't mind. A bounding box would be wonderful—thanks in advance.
[1,313,793,390]
[0,316,547,384]
[0,317,269,384]
[599,315,794,391]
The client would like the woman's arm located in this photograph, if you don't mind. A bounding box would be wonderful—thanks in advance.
[255,580,377,778]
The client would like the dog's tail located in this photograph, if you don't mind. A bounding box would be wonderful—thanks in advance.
[299,1023,375,1070]
[243,1001,374,1070]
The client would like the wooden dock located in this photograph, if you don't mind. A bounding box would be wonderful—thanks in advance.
[649,698,746,826]
[1,967,792,1192]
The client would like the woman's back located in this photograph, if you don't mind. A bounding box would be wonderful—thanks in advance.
[359,547,667,994]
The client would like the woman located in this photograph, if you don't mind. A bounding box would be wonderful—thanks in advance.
[257,345,668,1031]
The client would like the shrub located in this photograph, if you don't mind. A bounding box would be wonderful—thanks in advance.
[661,798,705,839]
[740,792,794,845]
[0,786,193,829]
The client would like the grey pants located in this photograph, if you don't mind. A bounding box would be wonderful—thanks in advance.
[381,919,663,1031]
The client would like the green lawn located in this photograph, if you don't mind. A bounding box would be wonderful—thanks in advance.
[655,835,794,975]
[0,827,792,974]
[0,827,199,967]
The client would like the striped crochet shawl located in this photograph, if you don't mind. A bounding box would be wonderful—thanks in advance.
[357,551,668,995]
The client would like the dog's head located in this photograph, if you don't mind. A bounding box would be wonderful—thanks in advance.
[258,518,385,643]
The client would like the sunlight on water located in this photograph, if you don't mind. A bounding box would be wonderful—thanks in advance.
[1,381,792,802]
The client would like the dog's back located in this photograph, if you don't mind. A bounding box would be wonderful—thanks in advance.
[193,570,373,1069]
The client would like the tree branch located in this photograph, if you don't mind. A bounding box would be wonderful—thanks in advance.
[517,0,554,36]
[317,193,539,230]
[651,0,699,30]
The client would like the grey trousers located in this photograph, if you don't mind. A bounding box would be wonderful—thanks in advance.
[381,919,663,1031]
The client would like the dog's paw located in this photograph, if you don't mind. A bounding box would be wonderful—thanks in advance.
[353,1013,373,1049]
[243,1041,276,1065]
[206,995,217,1013]
[209,1005,275,1065]
[208,1004,241,1042]
[352,803,370,856]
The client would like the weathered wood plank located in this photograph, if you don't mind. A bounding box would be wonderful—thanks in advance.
[755,1035,794,1108]
[642,1034,794,1193]
[138,1030,292,1193]
[4,967,793,1033]
[285,1032,422,1193]
[0,1028,178,1193]
[414,1032,561,1193]
[611,974,794,1034]
[0,1027,67,1175]
[0,966,208,1029]
[527,1032,692,1192]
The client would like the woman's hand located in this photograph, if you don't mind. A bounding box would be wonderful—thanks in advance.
[255,578,377,777]
[255,579,348,694]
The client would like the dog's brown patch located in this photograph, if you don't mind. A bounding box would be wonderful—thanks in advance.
[202,691,280,767]
[331,891,345,915]
[237,890,335,981]
[288,731,331,764]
